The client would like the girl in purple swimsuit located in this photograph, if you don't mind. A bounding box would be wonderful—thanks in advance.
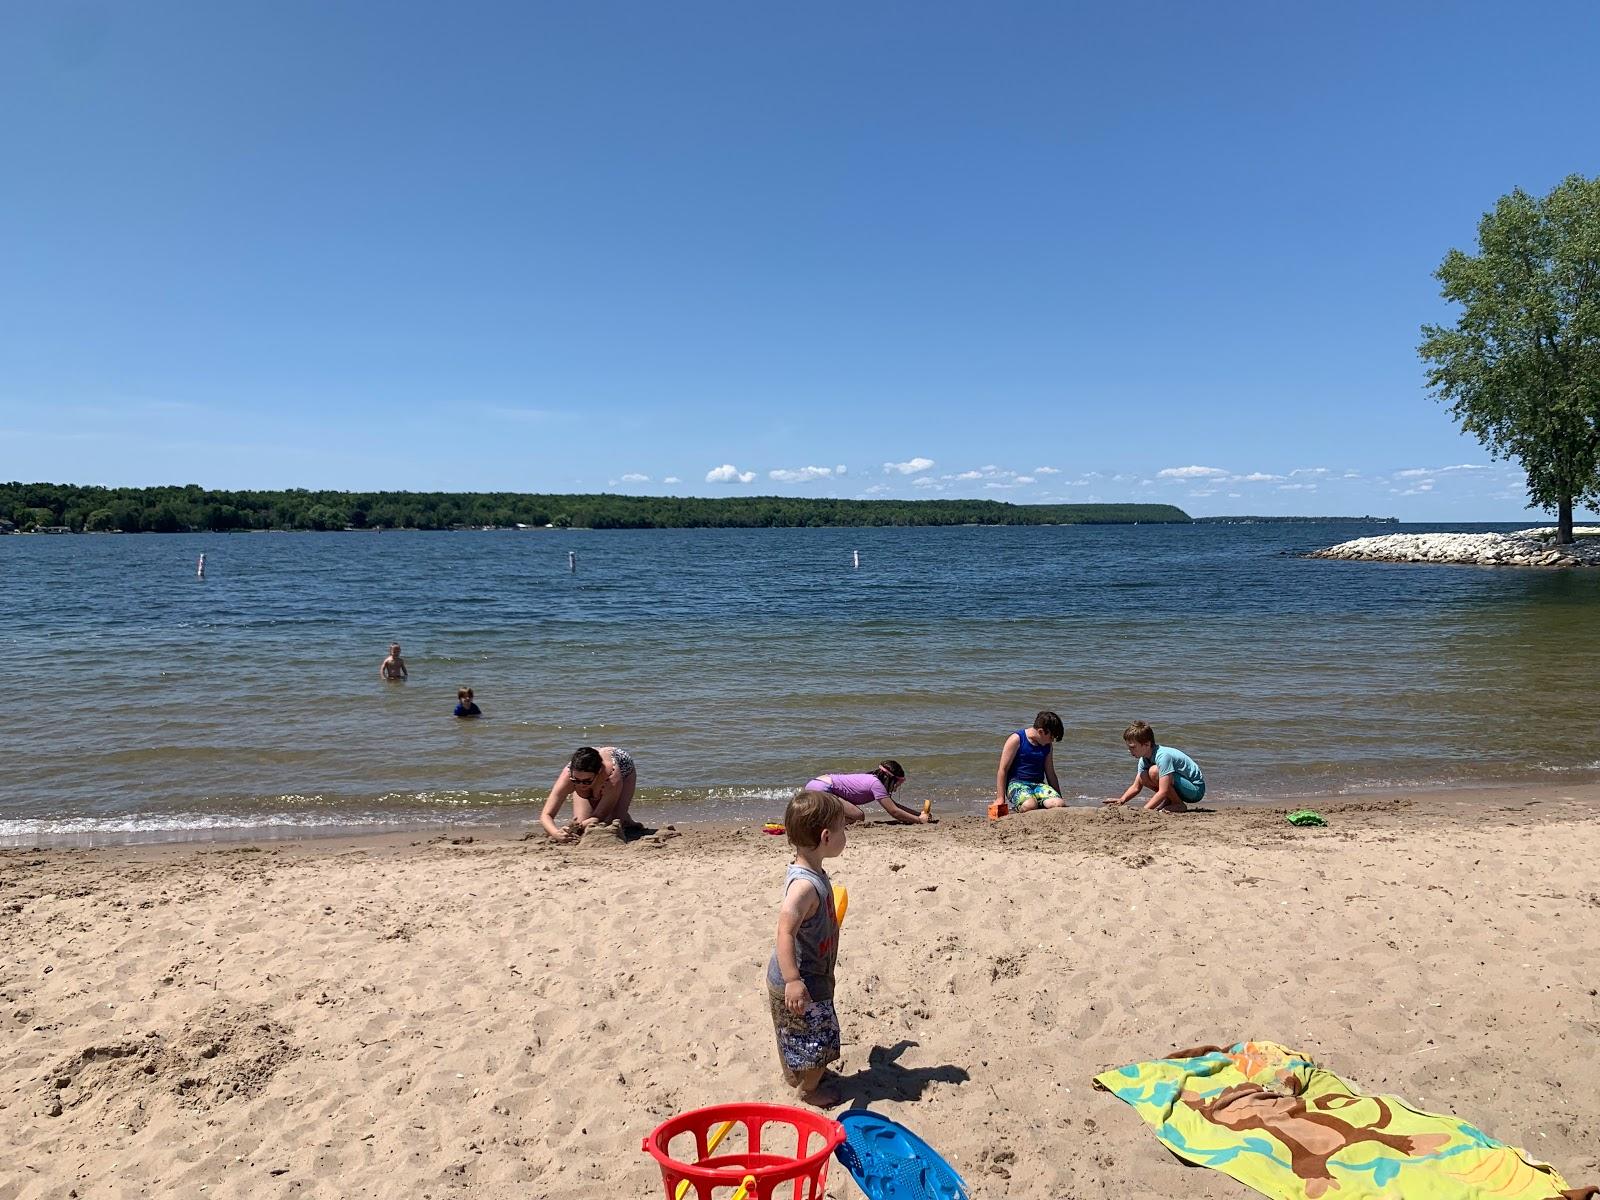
[804,760,933,825]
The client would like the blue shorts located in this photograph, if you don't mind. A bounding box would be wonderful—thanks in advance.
[1171,775,1205,803]
[767,985,841,1083]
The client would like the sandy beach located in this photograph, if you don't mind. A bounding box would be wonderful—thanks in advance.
[4,786,1598,1200]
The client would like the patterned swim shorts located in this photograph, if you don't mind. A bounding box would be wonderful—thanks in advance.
[610,748,635,779]
[766,984,841,1084]
[1005,779,1061,812]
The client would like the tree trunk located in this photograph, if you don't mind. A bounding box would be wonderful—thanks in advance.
[1557,494,1574,544]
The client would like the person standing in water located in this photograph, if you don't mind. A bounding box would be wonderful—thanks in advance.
[380,643,408,681]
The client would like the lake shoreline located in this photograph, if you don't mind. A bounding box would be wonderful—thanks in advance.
[7,777,1599,855]
[1311,525,1600,566]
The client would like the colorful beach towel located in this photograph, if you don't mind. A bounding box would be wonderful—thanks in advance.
[1094,1040,1595,1200]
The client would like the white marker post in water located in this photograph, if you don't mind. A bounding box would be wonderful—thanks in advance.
[853,550,859,570]
[196,553,206,579]
[568,550,577,574]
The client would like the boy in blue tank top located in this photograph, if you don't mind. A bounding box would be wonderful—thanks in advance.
[1106,720,1206,811]
[765,789,848,1106]
[994,710,1067,814]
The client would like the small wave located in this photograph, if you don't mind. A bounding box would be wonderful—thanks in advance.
[667,786,801,803]
[0,810,519,849]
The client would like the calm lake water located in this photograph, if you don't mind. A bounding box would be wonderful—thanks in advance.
[3,523,1598,845]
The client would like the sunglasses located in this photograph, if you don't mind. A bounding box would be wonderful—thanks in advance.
[571,773,598,786]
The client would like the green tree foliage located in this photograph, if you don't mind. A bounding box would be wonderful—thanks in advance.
[0,483,1190,532]
[1419,174,1600,543]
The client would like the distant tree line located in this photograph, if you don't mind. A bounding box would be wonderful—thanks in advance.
[0,483,1191,533]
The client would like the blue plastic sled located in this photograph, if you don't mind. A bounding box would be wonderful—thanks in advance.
[833,1109,969,1200]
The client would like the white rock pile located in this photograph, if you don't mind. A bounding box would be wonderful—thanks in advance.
[1310,527,1600,567]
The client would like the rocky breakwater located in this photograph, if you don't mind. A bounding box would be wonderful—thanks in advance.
[1309,527,1600,567]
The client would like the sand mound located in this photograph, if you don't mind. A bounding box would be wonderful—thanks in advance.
[36,1002,297,1124]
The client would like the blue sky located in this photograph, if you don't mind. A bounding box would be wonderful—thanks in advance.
[2,2,1597,520]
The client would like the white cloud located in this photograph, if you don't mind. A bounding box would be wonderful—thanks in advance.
[1277,482,1319,491]
[769,465,836,483]
[1231,472,1284,483]
[954,470,983,481]
[883,456,936,475]
[663,476,681,484]
[1396,463,1489,479]
[835,464,848,476]
[1014,475,1036,485]
[620,473,650,483]
[1157,465,1228,479]
[1034,466,1060,475]
[1290,467,1330,477]
[912,476,940,489]
[705,464,756,484]
[860,484,891,496]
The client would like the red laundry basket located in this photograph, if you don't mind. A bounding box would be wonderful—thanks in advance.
[643,1102,846,1200]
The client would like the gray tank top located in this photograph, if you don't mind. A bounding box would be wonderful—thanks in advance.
[764,863,837,1001]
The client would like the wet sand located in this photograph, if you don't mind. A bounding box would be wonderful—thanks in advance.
[3,784,1598,1199]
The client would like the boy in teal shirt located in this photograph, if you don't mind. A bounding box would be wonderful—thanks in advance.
[1105,720,1205,811]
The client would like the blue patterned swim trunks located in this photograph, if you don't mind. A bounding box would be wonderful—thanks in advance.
[766,984,841,1084]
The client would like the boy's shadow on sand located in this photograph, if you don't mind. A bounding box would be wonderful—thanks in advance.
[836,1040,968,1105]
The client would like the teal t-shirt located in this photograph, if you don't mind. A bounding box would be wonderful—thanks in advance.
[1138,745,1203,786]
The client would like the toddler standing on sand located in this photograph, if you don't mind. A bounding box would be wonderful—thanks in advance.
[765,790,848,1107]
